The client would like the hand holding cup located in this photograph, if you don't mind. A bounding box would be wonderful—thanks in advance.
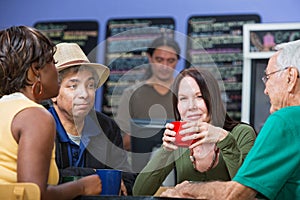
[163,121,196,150]
[77,174,102,196]
[172,121,194,147]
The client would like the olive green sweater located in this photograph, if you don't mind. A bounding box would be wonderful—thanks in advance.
[133,123,256,195]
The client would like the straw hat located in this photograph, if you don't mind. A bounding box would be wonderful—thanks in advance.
[54,42,110,88]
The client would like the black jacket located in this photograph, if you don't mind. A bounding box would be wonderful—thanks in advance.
[49,106,136,195]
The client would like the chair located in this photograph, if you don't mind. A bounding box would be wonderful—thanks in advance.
[0,182,40,200]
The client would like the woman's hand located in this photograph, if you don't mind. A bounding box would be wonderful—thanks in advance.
[78,174,102,195]
[179,121,228,149]
[162,123,178,151]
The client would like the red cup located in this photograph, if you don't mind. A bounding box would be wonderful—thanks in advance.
[171,121,192,147]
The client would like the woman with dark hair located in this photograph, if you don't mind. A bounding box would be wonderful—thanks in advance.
[133,67,256,195]
[172,68,239,132]
[0,26,101,200]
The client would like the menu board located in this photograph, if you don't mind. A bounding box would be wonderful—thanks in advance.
[102,18,175,116]
[186,14,260,120]
[34,20,99,61]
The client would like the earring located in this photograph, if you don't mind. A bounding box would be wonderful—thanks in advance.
[32,76,43,99]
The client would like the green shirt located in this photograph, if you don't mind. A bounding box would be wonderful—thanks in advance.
[233,106,300,200]
[133,123,256,195]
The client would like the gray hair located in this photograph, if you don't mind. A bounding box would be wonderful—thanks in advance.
[275,39,300,72]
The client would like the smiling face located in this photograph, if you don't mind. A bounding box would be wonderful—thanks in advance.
[55,68,96,121]
[177,76,209,122]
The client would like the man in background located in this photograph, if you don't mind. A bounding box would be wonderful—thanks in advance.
[116,36,180,152]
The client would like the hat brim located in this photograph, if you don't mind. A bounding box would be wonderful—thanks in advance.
[57,63,110,88]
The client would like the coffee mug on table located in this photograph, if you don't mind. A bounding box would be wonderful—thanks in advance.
[95,169,122,195]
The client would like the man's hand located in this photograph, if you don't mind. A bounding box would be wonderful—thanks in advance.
[120,179,127,196]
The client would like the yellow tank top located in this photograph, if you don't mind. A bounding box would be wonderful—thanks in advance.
[0,93,59,185]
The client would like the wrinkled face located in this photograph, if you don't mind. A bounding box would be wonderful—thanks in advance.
[40,61,59,99]
[55,69,96,119]
[263,53,289,113]
[148,46,178,82]
[177,76,209,122]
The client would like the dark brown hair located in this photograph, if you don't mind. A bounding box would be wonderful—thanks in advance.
[143,36,180,80]
[146,36,180,59]
[172,67,239,131]
[0,26,56,97]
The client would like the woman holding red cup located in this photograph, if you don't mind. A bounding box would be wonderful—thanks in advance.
[133,68,257,196]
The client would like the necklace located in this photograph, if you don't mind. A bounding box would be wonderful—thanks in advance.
[206,147,219,171]
[190,145,220,171]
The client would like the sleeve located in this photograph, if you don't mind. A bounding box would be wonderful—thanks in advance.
[133,147,175,196]
[217,124,256,178]
[233,113,300,199]
[58,167,96,183]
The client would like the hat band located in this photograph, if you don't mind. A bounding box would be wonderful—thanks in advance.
[59,60,90,68]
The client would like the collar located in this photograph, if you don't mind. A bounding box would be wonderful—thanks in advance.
[80,114,100,146]
[48,106,69,142]
[48,106,101,144]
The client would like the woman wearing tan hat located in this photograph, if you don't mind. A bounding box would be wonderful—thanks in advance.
[47,42,136,195]
[0,26,101,200]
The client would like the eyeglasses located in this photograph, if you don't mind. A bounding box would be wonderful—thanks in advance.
[262,67,288,84]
